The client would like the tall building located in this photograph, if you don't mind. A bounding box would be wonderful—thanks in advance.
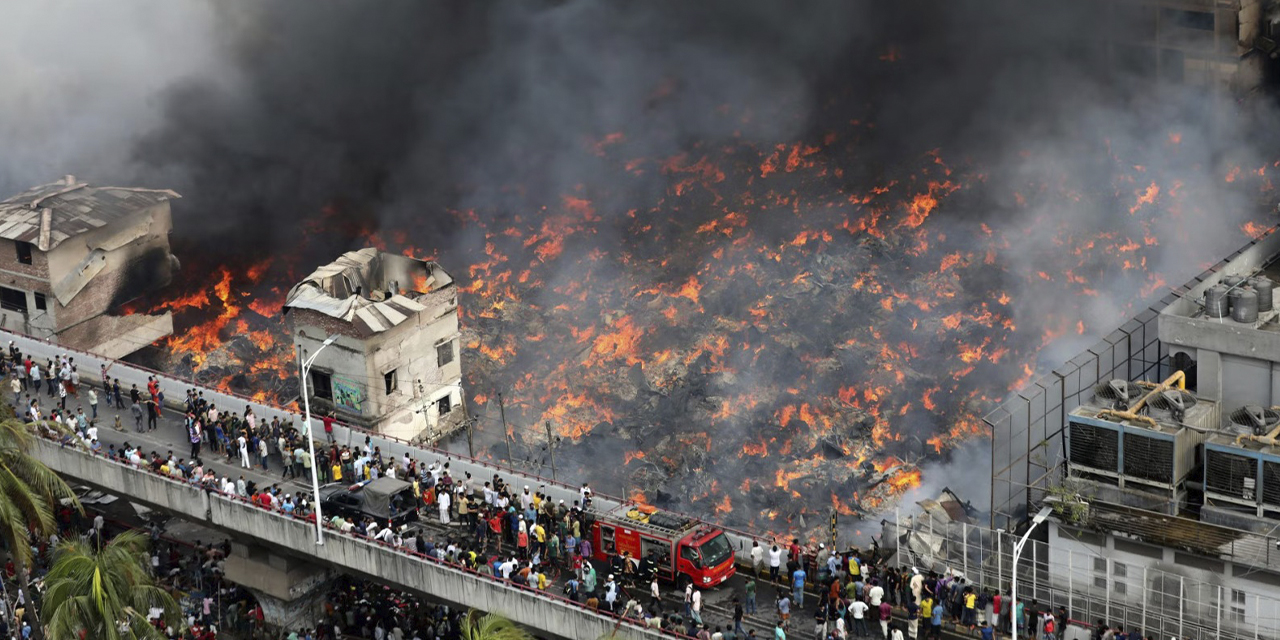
[284,248,465,442]
[984,228,1280,639]
[1089,0,1269,91]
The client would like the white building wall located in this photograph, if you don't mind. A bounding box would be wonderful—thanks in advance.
[1047,521,1280,638]
[294,303,463,442]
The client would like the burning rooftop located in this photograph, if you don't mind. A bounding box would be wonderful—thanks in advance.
[283,248,456,336]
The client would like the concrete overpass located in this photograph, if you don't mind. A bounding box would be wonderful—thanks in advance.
[5,329,816,637]
[0,330,789,559]
[31,436,667,640]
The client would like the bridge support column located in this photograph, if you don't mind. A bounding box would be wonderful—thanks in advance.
[223,541,333,631]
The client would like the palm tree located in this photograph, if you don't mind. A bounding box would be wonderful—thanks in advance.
[460,610,535,640]
[0,404,80,630]
[41,529,179,640]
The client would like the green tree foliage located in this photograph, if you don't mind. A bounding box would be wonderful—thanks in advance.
[42,530,179,640]
[460,610,534,640]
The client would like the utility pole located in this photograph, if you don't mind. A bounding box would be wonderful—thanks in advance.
[497,391,512,462]
[545,420,557,481]
[466,418,475,459]
[457,384,474,458]
[829,509,838,551]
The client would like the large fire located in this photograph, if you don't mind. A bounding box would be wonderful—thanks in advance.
[119,72,1278,537]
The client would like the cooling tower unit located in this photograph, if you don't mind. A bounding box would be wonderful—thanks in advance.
[1067,383,1215,515]
[1203,405,1280,518]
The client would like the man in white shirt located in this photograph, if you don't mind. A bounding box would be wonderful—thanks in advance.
[768,545,783,582]
[438,490,452,525]
[869,582,884,607]
[237,434,250,469]
[751,541,765,576]
[499,558,518,580]
[851,600,869,638]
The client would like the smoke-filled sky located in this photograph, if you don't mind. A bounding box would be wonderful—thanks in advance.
[2,1,1278,524]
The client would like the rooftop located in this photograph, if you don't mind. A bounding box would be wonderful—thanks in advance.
[1075,500,1280,572]
[0,176,179,251]
[284,248,455,337]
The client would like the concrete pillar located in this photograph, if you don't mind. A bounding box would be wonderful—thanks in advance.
[223,541,332,630]
[1197,348,1222,404]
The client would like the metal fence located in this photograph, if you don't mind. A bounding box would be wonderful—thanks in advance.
[984,231,1280,533]
[985,298,1175,531]
[886,511,1280,640]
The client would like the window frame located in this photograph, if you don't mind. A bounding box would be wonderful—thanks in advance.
[0,287,25,313]
[310,369,334,401]
[436,340,455,367]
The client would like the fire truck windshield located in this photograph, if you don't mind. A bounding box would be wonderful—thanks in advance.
[698,532,732,567]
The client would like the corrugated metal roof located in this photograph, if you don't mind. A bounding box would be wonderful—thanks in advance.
[0,178,179,250]
[1085,501,1279,571]
[284,248,434,337]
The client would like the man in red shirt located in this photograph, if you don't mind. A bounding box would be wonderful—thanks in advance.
[992,592,1003,632]
[323,412,336,442]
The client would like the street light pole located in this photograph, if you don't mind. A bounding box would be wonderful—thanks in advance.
[300,335,339,545]
[1011,506,1053,640]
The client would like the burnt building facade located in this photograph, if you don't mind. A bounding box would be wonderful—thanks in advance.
[0,176,180,358]
[284,248,465,442]
[1087,0,1271,91]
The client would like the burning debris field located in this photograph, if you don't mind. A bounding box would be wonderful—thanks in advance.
[121,123,1278,534]
[11,2,1280,536]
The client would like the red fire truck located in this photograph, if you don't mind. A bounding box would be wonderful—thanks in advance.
[587,503,736,588]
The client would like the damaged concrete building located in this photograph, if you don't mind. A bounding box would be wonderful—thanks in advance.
[0,176,179,358]
[1091,0,1274,92]
[284,248,465,442]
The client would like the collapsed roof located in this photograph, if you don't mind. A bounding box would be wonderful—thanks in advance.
[0,176,179,251]
[283,248,454,336]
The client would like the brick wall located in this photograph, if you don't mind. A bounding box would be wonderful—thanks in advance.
[54,243,172,334]
[0,238,52,293]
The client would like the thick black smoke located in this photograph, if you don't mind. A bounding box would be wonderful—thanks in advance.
[3,2,1268,250]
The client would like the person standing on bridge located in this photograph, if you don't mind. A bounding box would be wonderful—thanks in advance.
[438,486,452,525]
[769,544,783,584]
[111,378,124,410]
[189,421,202,460]
[9,373,19,407]
[258,436,269,471]
[792,563,807,609]
[238,432,251,469]
[130,401,143,432]
[145,396,159,432]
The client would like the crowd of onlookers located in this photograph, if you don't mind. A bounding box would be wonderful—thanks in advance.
[0,343,1193,640]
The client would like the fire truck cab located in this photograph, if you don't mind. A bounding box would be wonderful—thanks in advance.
[587,503,735,589]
